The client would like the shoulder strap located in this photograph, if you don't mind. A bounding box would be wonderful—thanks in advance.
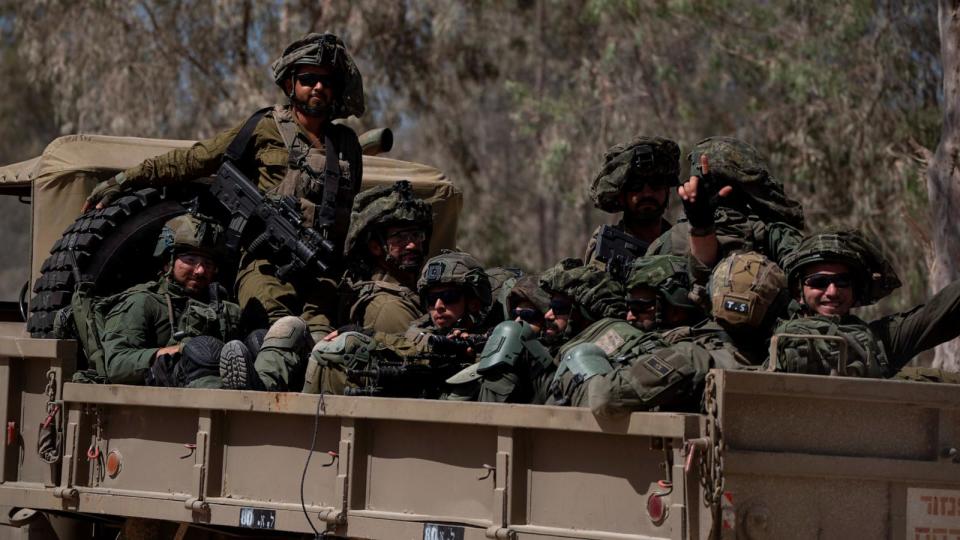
[223,106,274,164]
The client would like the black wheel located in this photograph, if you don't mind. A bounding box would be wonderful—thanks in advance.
[27,188,188,337]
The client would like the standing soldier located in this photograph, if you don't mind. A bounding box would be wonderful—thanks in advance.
[341,180,433,333]
[584,136,679,268]
[770,231,960,378]
[101,214,243,388]
[83,33,366,338]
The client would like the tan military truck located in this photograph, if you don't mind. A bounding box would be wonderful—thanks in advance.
[0,135,959,539]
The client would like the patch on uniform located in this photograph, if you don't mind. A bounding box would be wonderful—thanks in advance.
[723,297,749,314]
[425,262,445,283]
[642,354,673,378]
[594,329,626,356]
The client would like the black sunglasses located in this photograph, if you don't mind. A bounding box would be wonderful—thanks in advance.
[548,298,573,316]
[425,289,464,306]
[626,297,657,314]
[295,72,336,88]
[803,273,853,290]
[513,307,544,324]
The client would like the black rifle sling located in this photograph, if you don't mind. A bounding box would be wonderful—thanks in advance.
[317,132,342,229]
[223,106,274,165]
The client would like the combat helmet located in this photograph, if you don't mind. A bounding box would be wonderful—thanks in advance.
[589,136,681,213]
[418,250,493,313]
[688,136,805,229]
[153,214,225,261]
[625,255,699,311]
[709,251,789,330]
[507,274,551,316]
[271,32,365,120]
[781,230,900,307]
[343,180,433,268]
[540,258,626,323]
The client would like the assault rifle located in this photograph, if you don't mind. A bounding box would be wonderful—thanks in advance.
[343,332,489,398]
[593,225,649,281]
[212,160,336,281]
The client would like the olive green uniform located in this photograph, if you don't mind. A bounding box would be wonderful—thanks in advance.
[115,105,362,336]
[646,209,802,264]
[770,280,960,377]
[574,321,763,415]
[345,270,423,334]
[101,279,242,387]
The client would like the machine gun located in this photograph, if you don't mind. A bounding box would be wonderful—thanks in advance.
[592,225,649,281]
[211,160,336,281]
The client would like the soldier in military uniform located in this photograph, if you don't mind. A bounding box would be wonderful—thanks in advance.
[652,137,804,269]
[769,231,960,378]
[624,255,705,332]
[301,250,497,396]
[83,33,365,338]
[584,137,678,266]
[101,214,243,388]
[448,259,626,404]
[341,180,432,333]
[551,251,790,414]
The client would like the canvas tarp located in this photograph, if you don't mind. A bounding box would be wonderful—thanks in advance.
[23,134,461,284]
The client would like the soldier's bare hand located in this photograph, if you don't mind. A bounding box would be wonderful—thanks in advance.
[323,330,340,341]
[678,155,733,202]
[155,344,182,358]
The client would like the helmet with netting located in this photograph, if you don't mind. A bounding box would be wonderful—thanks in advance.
[709,251,789,329]
[589,136,681,213]
[625,255,698,311]
[417,250,492,310]
[153,214,225,261]
[507,274,551,315]
[540,258,626,323]
[689,136,805,229]
[343,180,433,262]
[780,230,900,307]
[271,32,365,120]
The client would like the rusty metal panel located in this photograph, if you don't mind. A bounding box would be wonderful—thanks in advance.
[82,405,199,496]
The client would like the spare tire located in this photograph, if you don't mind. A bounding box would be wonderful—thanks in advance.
[27,188,188,337]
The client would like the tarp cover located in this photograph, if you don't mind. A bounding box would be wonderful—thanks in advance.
[23,134,461,282]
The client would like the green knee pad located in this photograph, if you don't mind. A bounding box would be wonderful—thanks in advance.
[302,332,374,394]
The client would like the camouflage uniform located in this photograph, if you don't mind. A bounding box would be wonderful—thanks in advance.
[303,251,495,397]
[769,231,960,378]
[647,137,804,264]
[458,259,627,404]
[102,215,243,388]
[556,251,789,415]
[341,181,433,333]
[623,254,706,329]
[584,136,679,265]
[85,33,366,336]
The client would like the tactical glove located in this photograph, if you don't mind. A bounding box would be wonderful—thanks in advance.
[83,173,127,211]
[681,173,719,232]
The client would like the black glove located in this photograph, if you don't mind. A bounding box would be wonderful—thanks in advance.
[681,173,719,230]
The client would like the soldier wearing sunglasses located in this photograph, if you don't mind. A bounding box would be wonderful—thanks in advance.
[770,231,960,378]
[445,259,626,404]
[84,33,366,344]
[624,255,705,332]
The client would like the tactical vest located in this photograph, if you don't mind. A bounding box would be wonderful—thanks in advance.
[769,316,889,377]
[557,318,665,367]
[346,273,421,327]
[269,106,361,258]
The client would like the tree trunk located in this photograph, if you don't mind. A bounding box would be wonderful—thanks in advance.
[930,1,960,370]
